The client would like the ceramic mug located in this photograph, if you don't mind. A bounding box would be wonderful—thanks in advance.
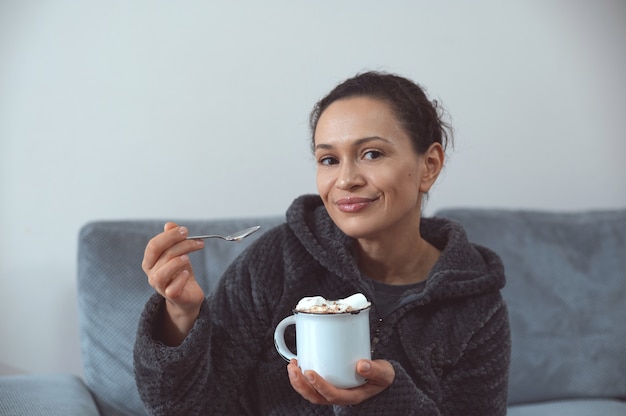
[274,306,371,389]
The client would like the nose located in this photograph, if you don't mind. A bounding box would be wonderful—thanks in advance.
[336,162,364,190]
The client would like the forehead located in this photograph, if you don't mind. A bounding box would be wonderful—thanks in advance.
[314,96,408,145]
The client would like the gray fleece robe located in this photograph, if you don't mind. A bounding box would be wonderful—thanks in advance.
[133,194,511,415]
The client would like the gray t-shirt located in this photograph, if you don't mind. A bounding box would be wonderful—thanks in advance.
[369,278,427,318]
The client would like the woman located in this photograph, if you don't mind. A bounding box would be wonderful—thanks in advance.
[134,71,511,415]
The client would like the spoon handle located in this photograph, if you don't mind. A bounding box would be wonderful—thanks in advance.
[186,235,225,240]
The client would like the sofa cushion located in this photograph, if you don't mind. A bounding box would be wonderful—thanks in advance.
[0,374,100,416]
[77,217,283,416]
[507,398,626,416]
[435,209,626,405]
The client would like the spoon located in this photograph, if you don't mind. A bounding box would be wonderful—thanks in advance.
[186,225,261,242]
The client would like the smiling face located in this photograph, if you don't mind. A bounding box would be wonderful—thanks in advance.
[314,96,443,240]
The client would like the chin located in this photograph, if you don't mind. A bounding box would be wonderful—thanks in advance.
[331,215,380,239]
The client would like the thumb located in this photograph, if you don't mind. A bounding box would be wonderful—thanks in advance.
[357,359,372,375]
[357,359,395,385]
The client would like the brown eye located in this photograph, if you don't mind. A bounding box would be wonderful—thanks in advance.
[363,150,383,160]
[319,156,339,166]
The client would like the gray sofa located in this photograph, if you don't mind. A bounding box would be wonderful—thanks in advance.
[1,208,625,415]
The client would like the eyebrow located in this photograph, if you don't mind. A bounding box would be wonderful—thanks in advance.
[314,136,392,151]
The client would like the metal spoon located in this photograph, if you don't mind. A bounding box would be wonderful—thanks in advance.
[186,225,261,242]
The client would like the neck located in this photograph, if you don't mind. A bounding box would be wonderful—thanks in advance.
[356,229,440,285]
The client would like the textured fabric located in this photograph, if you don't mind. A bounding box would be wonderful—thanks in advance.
[507,398,626,415]
[133,194,511,415]
[437,209,626,405]
[77,216,283,416]
[0,374,100,415]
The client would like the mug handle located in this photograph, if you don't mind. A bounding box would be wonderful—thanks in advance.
[273,315,297,362]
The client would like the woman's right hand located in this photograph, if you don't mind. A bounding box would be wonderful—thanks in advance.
[142,222,206,345]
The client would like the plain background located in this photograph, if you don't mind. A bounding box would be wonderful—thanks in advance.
[1,0,624,376]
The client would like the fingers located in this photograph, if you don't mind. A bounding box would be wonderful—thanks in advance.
[155,256,191,298]
[287,359,395,406]
[143,224,203,272]
[142,223,205,299]
[287,360,331,405]
[164,266,190,298]
[164,221,178,232]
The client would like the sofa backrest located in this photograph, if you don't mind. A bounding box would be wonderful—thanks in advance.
[77,217,284,416]
[436,208,626,405]
[78,210,626,413]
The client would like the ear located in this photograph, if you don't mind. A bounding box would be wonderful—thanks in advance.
[419,143,444,193]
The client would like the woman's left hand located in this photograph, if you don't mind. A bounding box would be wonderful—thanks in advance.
[287,359,395,406]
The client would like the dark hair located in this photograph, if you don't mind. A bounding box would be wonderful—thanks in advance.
[309,71,453,154]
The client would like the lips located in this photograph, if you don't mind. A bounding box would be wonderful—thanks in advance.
[334,196,378,213]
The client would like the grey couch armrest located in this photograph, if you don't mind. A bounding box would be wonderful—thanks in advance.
[0,374,100,416]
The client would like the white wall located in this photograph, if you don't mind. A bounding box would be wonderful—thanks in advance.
[1,0,624,375]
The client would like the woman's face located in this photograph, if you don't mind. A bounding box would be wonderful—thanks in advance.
[314,96,438,240]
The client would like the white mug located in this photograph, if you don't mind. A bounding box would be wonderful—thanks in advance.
[274,306,371,389]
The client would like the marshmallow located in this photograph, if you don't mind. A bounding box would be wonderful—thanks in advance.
[295,293,371,313]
